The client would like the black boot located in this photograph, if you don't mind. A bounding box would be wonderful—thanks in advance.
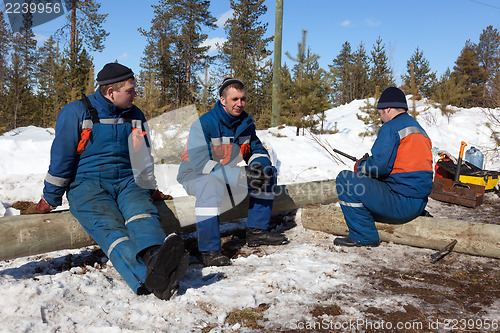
[246,228,288,247]
[143,234,189,300]
[201,250,231,267]
[333,236,380,247]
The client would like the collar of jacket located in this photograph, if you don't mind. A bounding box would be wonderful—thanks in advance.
[214,100,251,130]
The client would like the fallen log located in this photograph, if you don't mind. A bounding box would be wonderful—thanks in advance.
[0,180,337,261]
[301,204,500,259]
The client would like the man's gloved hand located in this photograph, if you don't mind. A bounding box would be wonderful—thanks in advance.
[13,198,53,215]
[244,163,271,191]
[354,153,369,173]
[151,189,173,201]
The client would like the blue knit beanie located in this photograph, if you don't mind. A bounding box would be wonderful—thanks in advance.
[377,87,408,110]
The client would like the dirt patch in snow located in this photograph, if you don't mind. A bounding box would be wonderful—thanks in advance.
[279,242,500,333]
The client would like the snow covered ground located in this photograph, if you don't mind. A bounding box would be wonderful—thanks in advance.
[0,97,499,332]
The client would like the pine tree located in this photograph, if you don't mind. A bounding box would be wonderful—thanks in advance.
[4,12,38,129]
[0,11,12,97]
[252,58,273,128]
[139,2,176,109]
[172,0,216,105]
[369,36,394,95]
[220,0,273,119]
[36,37,66,128]
[5,51,29,129]
[140,0,216,109]
[284,30,331,136]
[351,42,370,100]
[62,36,94,102]
[356,86,380,137]
[402,63,424,118]
[453,40,487,107]
[431,69,469,122]
[477,25,500,82]
[329,41,353,105]
[196,63,217,115]
[279,63,294,124]
[57,0,108,56]
[135,71,165,120]
[0,11,13,132]
[401,47,436,98]
[52,0,107,100]
[477,25,500,107]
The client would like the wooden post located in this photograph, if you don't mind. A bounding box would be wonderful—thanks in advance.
[271,0,284,127]
[0,180,337,261]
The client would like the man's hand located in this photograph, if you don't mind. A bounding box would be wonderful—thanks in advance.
[354,153,369,173]
[245,163,271,191]
[151,189,172,201]
[13,198,53,215]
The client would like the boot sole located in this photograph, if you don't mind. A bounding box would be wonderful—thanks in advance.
[144,234,186,298]
[247,239,288,247]
[160,251,189,300]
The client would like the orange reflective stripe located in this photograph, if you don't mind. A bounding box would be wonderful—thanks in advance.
[181,136,190,162]
[240,143,251,160]
[131,128,146,152]
[213,144,235,165]
[77,128,92,155]
[391,134,433,174]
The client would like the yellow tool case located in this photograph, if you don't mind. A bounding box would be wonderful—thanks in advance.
[459,172,499,190]
[435,159,500,191]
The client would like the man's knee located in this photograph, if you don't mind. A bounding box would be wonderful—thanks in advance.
[336,170,358,197]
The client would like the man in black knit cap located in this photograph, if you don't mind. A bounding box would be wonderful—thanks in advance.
[23,62,189,300]
[334,87,433,247]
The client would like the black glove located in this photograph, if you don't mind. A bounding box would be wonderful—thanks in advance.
[245,164,270,191]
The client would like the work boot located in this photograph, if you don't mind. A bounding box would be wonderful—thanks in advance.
[201,250,231,267]
[333,236,380,247]
[246,228,288,247]
[143,234,190,300]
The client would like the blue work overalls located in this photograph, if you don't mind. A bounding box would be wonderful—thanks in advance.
[67,116,166,293]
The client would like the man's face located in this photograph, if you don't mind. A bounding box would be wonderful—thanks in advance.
[109,80,137,109]
[221,87,246,117]
[378,108,391,124]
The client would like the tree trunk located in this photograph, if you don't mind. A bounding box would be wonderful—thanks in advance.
[0,180,337,261]
[70,0,76,59]
[301,205,500,259]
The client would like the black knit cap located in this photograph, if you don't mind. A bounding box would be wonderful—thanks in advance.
[377,87,408,110]
[97,62,134,86]
[218,77,244,96]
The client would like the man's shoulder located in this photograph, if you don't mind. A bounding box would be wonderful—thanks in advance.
[58,99,87,119]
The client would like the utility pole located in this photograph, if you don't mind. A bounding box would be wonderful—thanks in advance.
[271,0,283,127]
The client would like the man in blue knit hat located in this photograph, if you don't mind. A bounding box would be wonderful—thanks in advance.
[23,62,189,300]
[334,87,433,247]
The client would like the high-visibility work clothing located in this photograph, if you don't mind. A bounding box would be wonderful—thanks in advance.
[43,91,166,293]
[177,101,275,251]
[336,112,433,244]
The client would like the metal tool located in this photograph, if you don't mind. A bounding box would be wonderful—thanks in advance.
[431,239,457,263]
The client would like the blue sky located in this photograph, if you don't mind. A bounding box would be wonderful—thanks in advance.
[3,0,500,85]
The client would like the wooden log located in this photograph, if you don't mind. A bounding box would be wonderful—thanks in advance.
[301,204,500,259]
[0,180,337,261]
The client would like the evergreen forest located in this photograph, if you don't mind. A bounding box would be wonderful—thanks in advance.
[1,0,500,136]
